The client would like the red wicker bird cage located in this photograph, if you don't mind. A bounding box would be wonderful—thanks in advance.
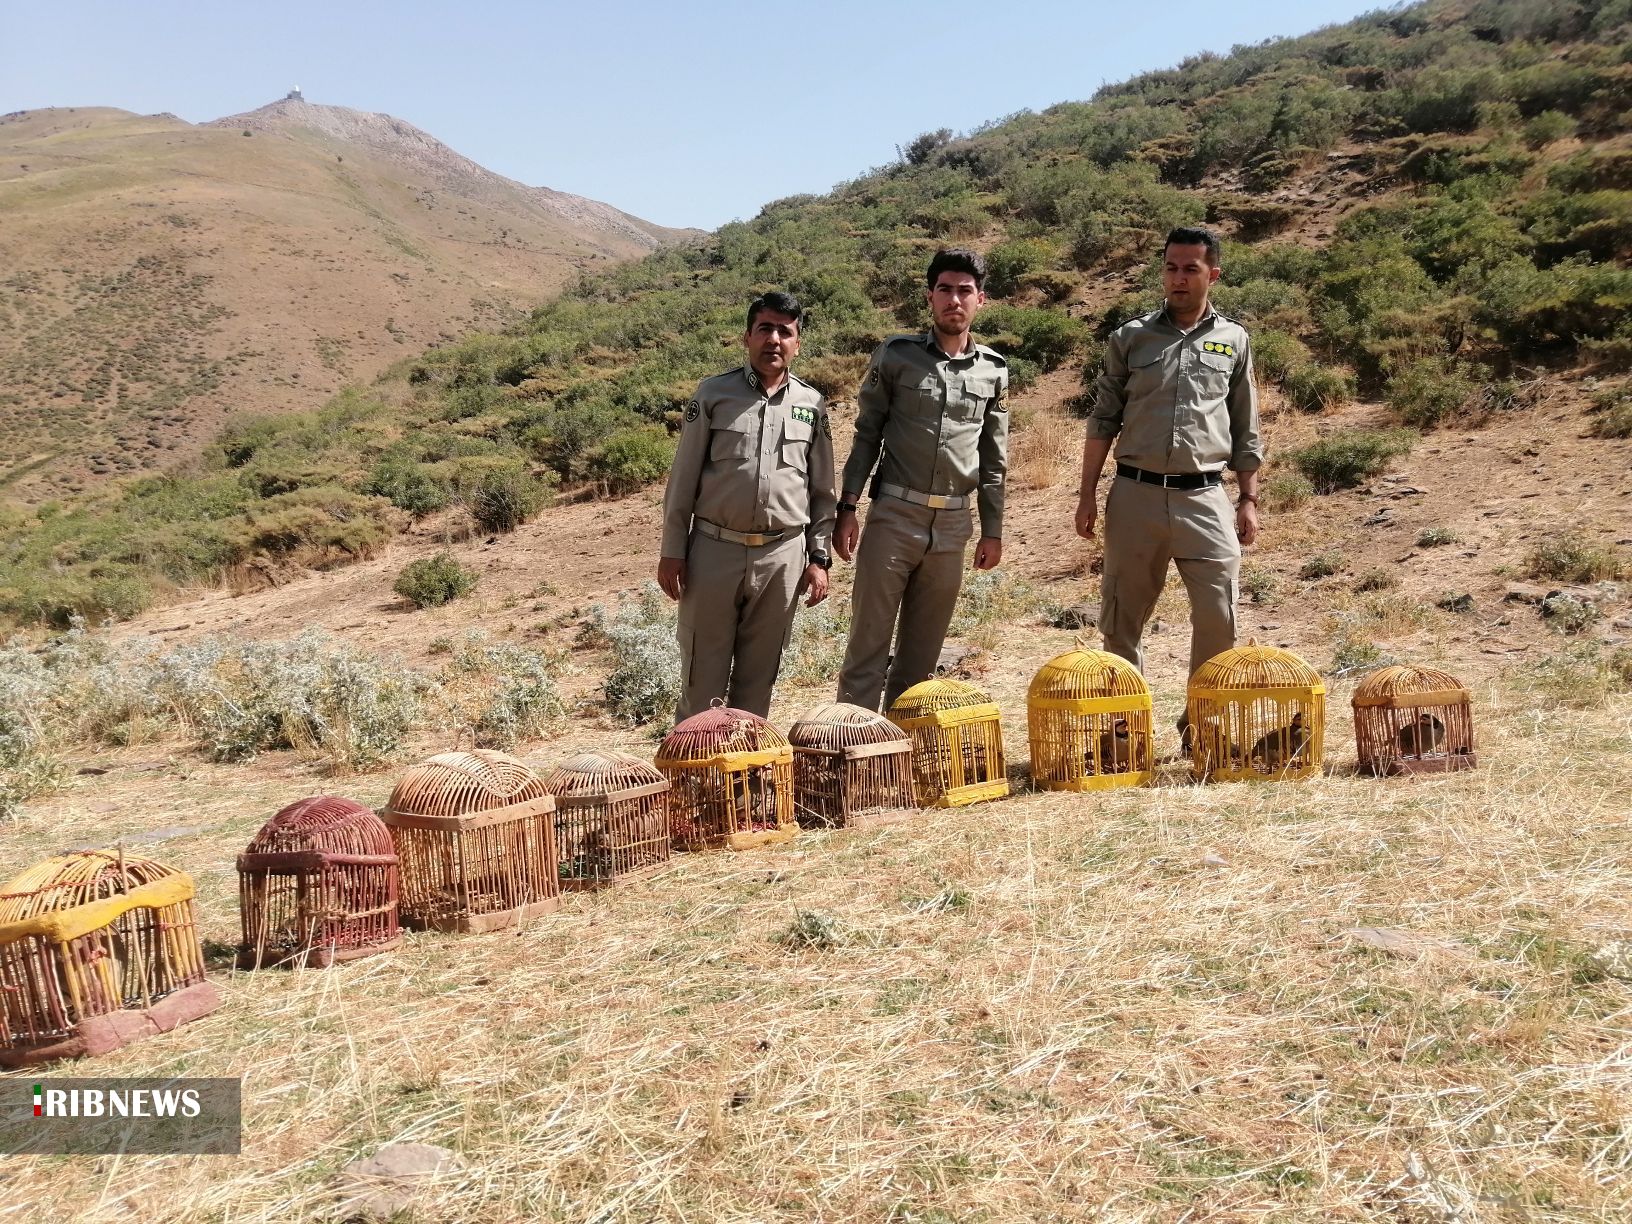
[789,702,918,829]
[237,796,401,969]
[1352,664,1477,776]
[380,750,560,932]
[542,751,672,889]
[655,707,797,851]
[0,850,220,1067]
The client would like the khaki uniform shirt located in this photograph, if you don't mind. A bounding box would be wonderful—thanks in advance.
[1088,304,1263,474]
[660,366,837,560]
[841,333,1010,538]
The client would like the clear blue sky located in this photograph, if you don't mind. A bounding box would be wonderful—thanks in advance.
[4,0,1390,230]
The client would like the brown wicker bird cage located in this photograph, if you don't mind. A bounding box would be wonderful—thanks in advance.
[888,678,1009,807]
[1027,649,1155,791]
[380,750,560,932]
[655,707,797,851]
[541,751,672,888]
[237,796,401,969]
[788,702,918,829]
[1352,664,1476,776]
[0,850,220,1067]
[1187,644,1326,783]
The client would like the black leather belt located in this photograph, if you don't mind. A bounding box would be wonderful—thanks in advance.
[1116,463,1223,490]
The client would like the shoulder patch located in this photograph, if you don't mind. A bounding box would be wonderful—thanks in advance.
[821,410,832,438]
[867,365,882,388]
[684,399,700,423]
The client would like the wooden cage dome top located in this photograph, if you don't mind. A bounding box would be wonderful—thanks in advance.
[1191,643,1324,691]
[789,703,910,751]
[383,749,549,818]
[891,678,995,716]
[543,750,667,795]
[1352,663,1469,707]
[246,796,394,858]
[0,850,187,923]
[658,706,790,763]
[1028,649,1151,701]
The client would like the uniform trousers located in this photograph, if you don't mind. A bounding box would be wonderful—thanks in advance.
[676,531,805,721]
[1099,477,1240,691]
[836,495,973,712]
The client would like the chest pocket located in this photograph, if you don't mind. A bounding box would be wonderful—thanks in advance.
[952,376,996,423]
[1196,349,1234,395]
[780,416,812,472]
[906,376,945,418]
[709,407,759,462]
[1127,347,1168,396]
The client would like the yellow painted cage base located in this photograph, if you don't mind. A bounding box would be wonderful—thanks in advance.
[723,826,799,851]
[1037,770,1153,793]
[1198,761,1321,784]
[933,779,1011,808]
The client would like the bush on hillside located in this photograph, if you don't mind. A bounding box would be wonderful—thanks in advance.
[1385,355,1488,427]
[1523,533,1626,583]
[393,552,478,608]
[1289,429,1414,493]
[588,426,676,495]
[437,631,561,749]
[468,467,550,534]
[590,585,681,727]
[1282,363,1355,412]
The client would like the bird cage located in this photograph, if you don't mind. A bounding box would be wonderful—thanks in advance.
[1187,643,1326,782]
[1027,650,1155,791]
[655,707,797,851]
[1352,664,1476,776]
[788,702,918,829]
[237,795,401,969]
[0,850,219,1067]
[541,751,672,889]
[380,749,560,932]
[888,678,1010,807]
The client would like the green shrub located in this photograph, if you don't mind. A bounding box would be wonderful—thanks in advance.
[1590,387,1632,438]
[439,631,561,749]
[1240,564,1279,605]
[1523,533,1625,582]
[978,305,1085,371]
[1523,109,1576,148]
[1541,592,1600,635]
[393,552,478,608]
[468,467,550,534]
[1289,429,1414,493]
[1244,328,1309,381]
[1260,470,1313,512]
[589,426,676,494]
[229,486,399,564]
[985,238,1053,297]
[1417,526,1458,548]
[1386,356,1486,427]
[1282,363,1355,412]
[367,457,451,517]
[591,585,681,726]
[1354,568,1397,593]
[1299,551,1344,580]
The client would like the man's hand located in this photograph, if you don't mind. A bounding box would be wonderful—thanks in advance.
[833,508,860,562]
[799,563,829,607]
[1235,500,1259,546]
[973,537,1002,570]
[1074,490,1099,539]
[657,557,687,601]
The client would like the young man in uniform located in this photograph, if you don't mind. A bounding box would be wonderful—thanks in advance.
[658,291,837,721]
[833,248,1009,712]
[1074,226,1263,740]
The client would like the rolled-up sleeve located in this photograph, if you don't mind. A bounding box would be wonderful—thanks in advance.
[1087,332,1128,441]
[659,388,710,558]
[1227,337,1263,472]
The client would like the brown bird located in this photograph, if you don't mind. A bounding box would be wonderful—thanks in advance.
[1091,719,1135,774]
[1249,712,1310,771]
[744,766,779,830]
[1397,712,1446,756]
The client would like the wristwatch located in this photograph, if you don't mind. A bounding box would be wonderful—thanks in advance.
[837,501,859,514]
[809,551,832,570]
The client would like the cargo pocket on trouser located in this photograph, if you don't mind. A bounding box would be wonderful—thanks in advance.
[1097,575,1117,639]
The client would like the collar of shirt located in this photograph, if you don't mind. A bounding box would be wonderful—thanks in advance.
[742,365,789,399]
[1155,301,1219,334]
[921,331,978,362]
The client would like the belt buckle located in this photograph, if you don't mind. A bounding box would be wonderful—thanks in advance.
[925,494,953,509]
[1160,474,1178,489]
[742,532,768,547]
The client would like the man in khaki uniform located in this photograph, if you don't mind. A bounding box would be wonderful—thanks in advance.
[834,248,1009,712]
[659,291,837,721]
[1075,226,1263,732]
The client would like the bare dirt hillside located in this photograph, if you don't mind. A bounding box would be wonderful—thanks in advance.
[0,100,696,501]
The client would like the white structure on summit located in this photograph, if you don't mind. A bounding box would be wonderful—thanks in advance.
[286,85,304,102]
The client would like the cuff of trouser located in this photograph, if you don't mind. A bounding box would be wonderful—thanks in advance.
[1230,455,1263,473]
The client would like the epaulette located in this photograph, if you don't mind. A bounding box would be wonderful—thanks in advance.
[973,343,1008,367]
[884,333,923,348]
[788,371,821,394]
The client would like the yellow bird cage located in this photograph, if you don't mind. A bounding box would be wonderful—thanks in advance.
[655,707,797,851]
[1352,664,1477,776]
[1027,650,1155,791]
[1187,644,1326,782]
[541,751,672,888]
[0,850,220,1067]
[788,702,918,829]
[380,749,560,932]
[888,678,1009,807]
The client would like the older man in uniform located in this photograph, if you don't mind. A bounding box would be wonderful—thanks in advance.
[1074,226,1262,738]
[658,291,837,721]
[833,248,1009,712]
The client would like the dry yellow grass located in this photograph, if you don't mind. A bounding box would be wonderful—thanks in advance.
[3,665,1630,1221]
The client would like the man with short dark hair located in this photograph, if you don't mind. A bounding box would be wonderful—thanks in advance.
[833,248,1010,711]
[659,291,837,720]
[1075,226,1262,740]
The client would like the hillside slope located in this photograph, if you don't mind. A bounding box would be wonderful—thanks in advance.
[0,98,693,499]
